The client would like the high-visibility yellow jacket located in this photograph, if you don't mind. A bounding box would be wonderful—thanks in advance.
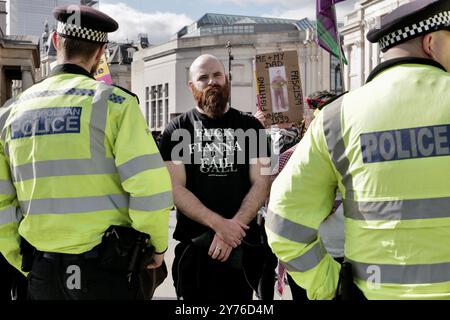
[267,57,450,300]
[0,64,172,271]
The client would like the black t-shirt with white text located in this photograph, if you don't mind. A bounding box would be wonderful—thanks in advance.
[159,107,268,242]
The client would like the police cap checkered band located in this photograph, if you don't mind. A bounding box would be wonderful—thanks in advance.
[379,10,450,51]
[53,4,118,43]
[57,21,108,43]
[367,0,450,52]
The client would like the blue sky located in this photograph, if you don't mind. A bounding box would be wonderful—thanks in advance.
[100,0,356,44]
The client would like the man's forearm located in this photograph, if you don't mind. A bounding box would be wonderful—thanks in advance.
[173,183,223,230]
[234,175,271,225]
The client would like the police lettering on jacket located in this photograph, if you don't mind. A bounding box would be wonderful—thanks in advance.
[360,124,450,163]
[11,107,82,139]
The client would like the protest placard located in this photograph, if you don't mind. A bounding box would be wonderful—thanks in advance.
[93,54,113,85]
[255,50,304,126]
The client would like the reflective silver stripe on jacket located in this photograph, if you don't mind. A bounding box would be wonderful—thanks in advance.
[0,180,15,195]
[0,206,20,226]
[322,95,354,199]
[129,191,173,212]
[20,194,129,215]
[0,97,15,133]
[11,83,116,182]
[349,259,450,284]
[265,209,318,244]
[13,159,116,181]
[344,196,450,221]
[0,97,17,160]
[117,154,165,182]
[282,242,327,273]
[19,191,174,216]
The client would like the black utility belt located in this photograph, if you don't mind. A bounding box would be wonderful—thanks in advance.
[20,226,155,274]
[41,247,100,261]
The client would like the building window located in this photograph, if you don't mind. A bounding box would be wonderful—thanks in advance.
[127,48,134,59]
[157,84,163,99]
[149,83,170,129]
[330,55,343,94]
[211,26,222,34]
[151,101,156,128]
[224,26,233,34]
[157,100,163,128]
[243,25,254,33]
[145,87,150,126]
[165,98,169,125]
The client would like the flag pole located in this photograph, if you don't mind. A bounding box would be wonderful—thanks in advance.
[316,0,347,93]
[334,5,346,93]
[226,41,234,107]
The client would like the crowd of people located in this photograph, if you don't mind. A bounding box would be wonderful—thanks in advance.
[0,0,450,301]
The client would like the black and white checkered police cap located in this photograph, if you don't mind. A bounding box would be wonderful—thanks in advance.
[367,0,450,52]
[53,4,118,43]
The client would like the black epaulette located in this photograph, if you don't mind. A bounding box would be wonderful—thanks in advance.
[113,85,140,104]
[318,91,348,111]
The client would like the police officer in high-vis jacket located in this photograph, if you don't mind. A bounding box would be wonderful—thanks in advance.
[266,0,450,300]
[0,4,172,300]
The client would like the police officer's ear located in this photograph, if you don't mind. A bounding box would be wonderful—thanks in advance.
[51,31,59,51]
[422,33,434,58]
[97,43,108,58]
[94,43,107,62]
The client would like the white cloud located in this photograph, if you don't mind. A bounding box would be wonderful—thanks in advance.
[100,2,193,44]
[215,0,307,6]
[266,6,316,20]
[217,0,357,22]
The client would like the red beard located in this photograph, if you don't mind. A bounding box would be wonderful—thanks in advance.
[192,80,230,119]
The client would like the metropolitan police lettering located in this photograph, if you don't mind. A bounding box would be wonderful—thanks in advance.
[11,107,82,140]
[360,124,450,163]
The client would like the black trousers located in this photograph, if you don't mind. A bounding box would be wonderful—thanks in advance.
[28,253,144,300]
[172,242,254,302]
[287,273,308,301]
[0,254,27,300]
[256,239,278,300]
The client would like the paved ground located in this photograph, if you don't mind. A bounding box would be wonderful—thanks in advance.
[152,211,293,300]
[152,211,178,300]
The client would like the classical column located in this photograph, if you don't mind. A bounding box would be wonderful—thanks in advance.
[345,44,352,91]
[353,39,364,88]
[312,45,319,93]
[21,66,34,91]
[0,65,4,106]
